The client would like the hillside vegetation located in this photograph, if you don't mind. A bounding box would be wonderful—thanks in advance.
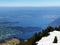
[0,26,60,45]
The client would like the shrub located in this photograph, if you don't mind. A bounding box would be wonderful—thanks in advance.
[53,36,57,43]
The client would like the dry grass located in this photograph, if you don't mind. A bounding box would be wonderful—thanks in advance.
[0,38,20,45]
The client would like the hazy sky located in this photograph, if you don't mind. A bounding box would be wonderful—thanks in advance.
[0,0,60,7]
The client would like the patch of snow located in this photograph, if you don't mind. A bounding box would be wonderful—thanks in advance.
[36,30,60,45]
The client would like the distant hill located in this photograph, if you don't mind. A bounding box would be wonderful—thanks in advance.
[49,18,60,27]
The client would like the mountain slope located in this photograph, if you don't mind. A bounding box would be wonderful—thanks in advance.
[49,18,60,27]
[36,31,60,45]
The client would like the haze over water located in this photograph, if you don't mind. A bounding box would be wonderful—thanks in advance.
[0,7,60,28]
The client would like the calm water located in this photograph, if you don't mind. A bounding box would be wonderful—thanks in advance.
[0,7,60,27]
[0,7,60,39]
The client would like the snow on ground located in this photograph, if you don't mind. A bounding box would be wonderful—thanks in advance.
[36,30,60,45]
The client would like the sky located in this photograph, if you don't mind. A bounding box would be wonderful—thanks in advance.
[0,0,60,7]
